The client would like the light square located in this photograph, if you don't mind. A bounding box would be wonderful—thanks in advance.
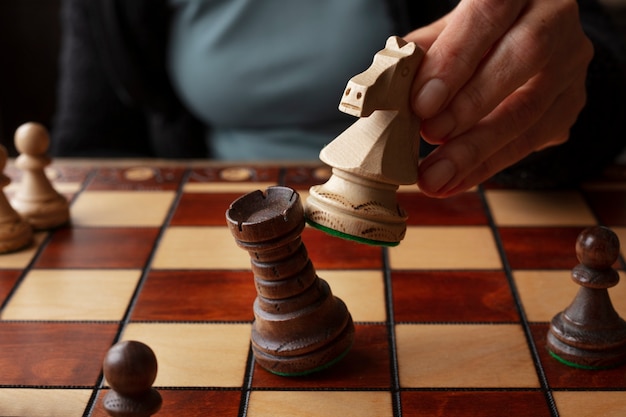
[50,181,83,195]
[397,184,476,193]
[398,184,421,193]
[152,226,247,269]
[298,189,310,202]
[515,270,626,322]
[183,182,276,193]
[0,232,46,269]
[389,226,501,270]
[120,322,251,387]
[396,324,539,388]
[1,269,141,320]
[485,190,596,226]
[554,391,626,417]
[0,388,91,417]
[320,270,386,322]
[70,190,175,227]
[247,391,392,417]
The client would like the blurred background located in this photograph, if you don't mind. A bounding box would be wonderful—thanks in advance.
[0,0,60,156]
[0,0,625,157]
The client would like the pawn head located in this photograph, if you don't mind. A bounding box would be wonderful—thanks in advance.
[576,226,620,270]
[103,340,158,396]
[14,122,50,156]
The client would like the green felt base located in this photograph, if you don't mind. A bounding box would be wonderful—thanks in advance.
[305,219,399,247]
[547,350,619,371]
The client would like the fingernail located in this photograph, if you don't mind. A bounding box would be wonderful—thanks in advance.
[420,159,455,193]
[421,110,456,141]
[414,78,449,118]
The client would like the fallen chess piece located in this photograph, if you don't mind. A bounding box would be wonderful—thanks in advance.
[226,186,355,376]
[305,36,424,246]
[547,225,626,369]
[102,340,162,417]
[0,144,33,253]
[10,122,70,230]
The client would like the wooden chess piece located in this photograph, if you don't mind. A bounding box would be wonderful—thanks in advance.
[0,144,33,253]
[226,186,355,376]
[10,122,70,229]
[102,340,162,417]
[547,226,626,369]
[304,36,424,246]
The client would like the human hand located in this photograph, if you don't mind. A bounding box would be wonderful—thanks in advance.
[404,0,593,197]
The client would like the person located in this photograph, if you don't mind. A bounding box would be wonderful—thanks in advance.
[51,0,626,197]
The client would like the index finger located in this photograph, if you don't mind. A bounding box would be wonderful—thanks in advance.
[408,0,527,119]
[403,16,448,52]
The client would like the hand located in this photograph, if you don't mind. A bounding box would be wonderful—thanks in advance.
[404,0,593,197]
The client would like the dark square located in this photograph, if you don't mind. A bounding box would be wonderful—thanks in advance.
[392,271,519,323]
[0,322,118,386]
[283,166,329,190]
[302,228,383,269]
[171,192,244,226]
[131,270,256,322]
[91,389,242,417]
[401,391,553,416]
[0,269,20,307]
[398,191,488,226]
[251,324,391,389]
[499,227,582,269]
[35,227,160,268]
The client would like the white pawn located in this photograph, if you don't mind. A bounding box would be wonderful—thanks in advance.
[11,122,69,229]
[0,144,33,253]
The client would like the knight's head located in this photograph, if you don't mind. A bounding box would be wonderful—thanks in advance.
[339,36,423,117]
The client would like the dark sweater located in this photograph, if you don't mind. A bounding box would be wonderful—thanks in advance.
[52,0,626,188]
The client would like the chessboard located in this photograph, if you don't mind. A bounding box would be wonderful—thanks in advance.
[1,159,625,417]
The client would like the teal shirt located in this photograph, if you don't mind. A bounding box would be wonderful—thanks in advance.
[167,0,394,160]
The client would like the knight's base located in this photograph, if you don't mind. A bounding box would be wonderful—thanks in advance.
[304,170,407,246]
[305,218,399,247]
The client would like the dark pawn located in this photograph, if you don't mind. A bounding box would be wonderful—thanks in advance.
[226,186,355,376]
[102,340,162,417]
[547,226,626,369]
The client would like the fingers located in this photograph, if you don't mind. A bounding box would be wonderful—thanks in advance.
[414,0,592,144]
[430,129,570,198]
[411,0,527,119]
[403,16,448,52]
[407,0,593,197]
[419,4,550,141]
[419,0,590,143]
[417,71,587,197]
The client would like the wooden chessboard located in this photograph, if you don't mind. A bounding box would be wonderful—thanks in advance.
[1,160,625,417]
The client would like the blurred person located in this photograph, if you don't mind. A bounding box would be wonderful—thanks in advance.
[51,0,626,196]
